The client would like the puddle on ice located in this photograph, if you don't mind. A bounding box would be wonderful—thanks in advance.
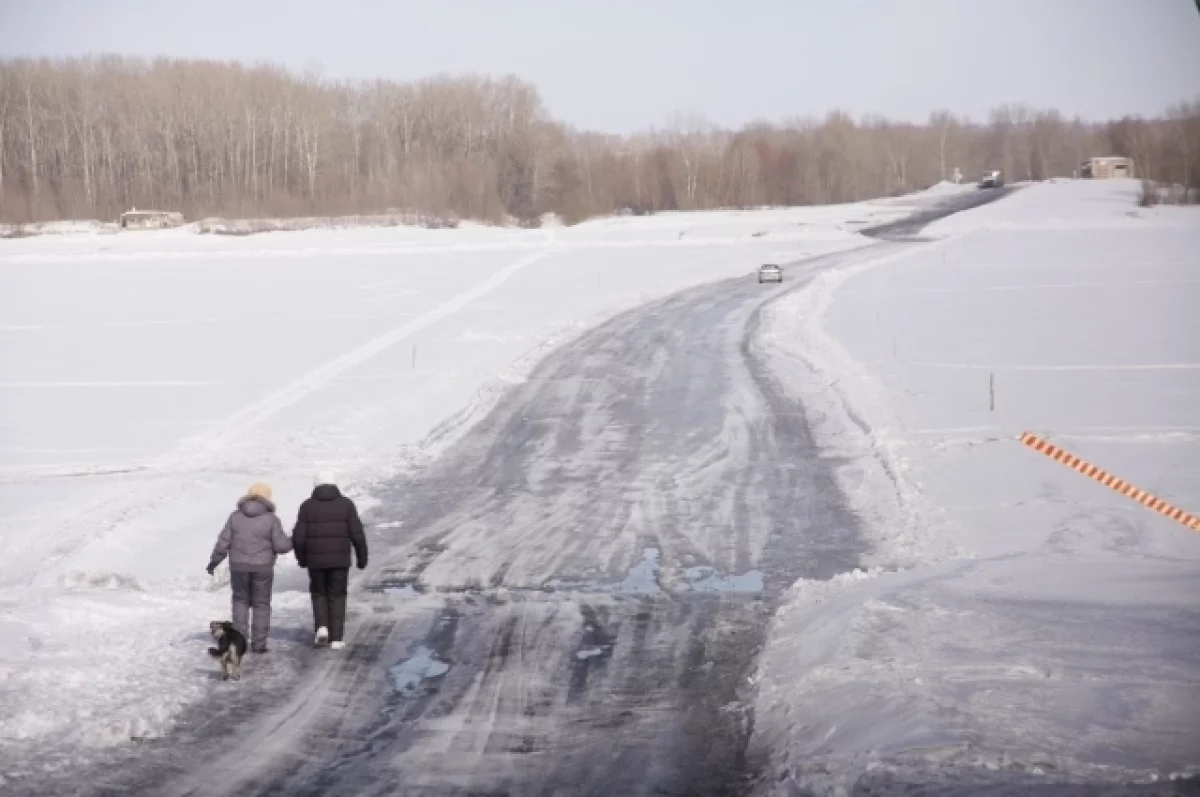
[683,566,764,593]
[616,548,662,594]
[383,585,419,599]
[387,645,451,697]
[544,547,663,595]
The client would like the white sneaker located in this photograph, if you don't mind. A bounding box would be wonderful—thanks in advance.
[330,641,345,651]
[315,626,329,647]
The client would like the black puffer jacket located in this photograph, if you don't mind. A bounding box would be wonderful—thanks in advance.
[293,485,368,570]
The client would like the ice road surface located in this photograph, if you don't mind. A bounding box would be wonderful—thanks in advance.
[0,193,943,775]
[752,179,1200,794]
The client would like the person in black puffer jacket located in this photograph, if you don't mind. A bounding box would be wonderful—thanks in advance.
[293,470,368,649]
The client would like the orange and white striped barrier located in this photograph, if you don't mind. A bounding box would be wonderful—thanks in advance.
[1019,432,1200,532]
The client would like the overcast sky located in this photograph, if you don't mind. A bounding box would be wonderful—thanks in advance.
[1,0,1198,133]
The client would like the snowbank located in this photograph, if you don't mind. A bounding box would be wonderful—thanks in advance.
[194,211,460,235]
[753,179,1200,793]
[0,585,310,778]
[0,220,117,238]
[929,176,1196,232]
[0,192,931,777]
[869,180,978,206]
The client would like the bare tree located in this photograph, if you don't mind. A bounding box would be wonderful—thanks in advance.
[2,56,1197,225]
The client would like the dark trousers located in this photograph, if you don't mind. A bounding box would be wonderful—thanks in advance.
[231,570,274,651]
[308,567,350,642]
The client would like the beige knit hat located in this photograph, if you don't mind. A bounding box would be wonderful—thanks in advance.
[247,482,273,501]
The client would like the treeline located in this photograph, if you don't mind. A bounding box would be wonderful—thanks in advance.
[0,56,1197,224]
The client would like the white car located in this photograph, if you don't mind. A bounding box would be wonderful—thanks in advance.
[758,264,783,283]
[979,170,1004,189]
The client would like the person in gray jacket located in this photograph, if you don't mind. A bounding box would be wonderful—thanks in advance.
[207,482,293,654]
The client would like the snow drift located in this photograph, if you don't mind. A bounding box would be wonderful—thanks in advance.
[752,178,1200,794]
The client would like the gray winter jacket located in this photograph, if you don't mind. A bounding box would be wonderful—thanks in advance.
[209,496,293,573]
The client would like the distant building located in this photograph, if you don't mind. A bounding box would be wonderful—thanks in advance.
[119,208,184,230]
[1079,157,1135,179]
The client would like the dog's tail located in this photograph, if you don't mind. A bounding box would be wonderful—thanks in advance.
[207,647,222,658]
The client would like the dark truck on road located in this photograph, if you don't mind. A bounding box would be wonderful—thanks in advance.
[979,170,1004,188]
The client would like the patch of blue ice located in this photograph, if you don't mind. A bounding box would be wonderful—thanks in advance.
[615,548,662,595]
[543,548,662,595]
[684,566,764,593]
[384,585,419,599]
[387,645,451,697]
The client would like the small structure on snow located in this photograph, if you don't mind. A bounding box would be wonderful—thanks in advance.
[1079,157,1135,179]
[119,208,184,230]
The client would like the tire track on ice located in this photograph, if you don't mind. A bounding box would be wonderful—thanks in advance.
[139,246,885,796]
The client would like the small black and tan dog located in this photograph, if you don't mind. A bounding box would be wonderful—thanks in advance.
[209,621,248,681]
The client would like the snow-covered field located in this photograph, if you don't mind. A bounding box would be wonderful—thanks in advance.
[753,179,1200,793]
[0,191,955,776]
[13,179,1190,790]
